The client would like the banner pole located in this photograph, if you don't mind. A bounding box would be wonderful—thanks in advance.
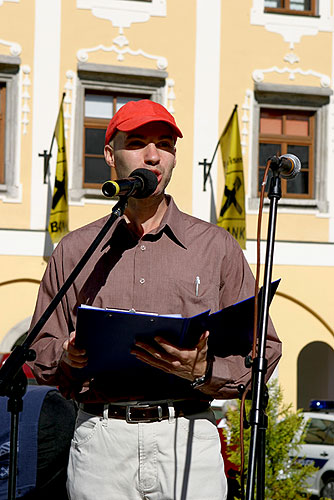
[200,105,238,191]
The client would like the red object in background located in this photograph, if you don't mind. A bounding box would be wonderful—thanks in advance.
[0,352,36,382]
[217,423,239,475]
[217,420,241,499]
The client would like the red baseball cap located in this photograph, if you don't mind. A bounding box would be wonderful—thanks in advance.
[105,99,183,145]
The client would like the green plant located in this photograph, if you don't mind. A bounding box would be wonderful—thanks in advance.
[224,380,317,499]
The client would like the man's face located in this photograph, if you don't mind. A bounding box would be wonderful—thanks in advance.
[104,121,177,198]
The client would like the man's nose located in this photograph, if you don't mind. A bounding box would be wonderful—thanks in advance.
[144,143,160,165]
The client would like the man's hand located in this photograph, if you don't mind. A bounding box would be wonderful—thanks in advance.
[131,331,209,382]
[62,332,88,368]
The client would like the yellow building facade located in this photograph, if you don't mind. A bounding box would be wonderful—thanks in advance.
[0,0,333,409]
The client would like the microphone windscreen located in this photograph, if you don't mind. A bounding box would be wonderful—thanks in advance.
[130,168,158,198]
[280,154,301,180]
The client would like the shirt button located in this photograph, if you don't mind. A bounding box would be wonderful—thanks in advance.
[140,245,146,251]
[139,278,145,284]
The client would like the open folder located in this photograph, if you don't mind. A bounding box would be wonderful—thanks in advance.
[74,280,280,379]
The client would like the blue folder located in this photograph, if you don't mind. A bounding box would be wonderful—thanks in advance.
[73,280,280,380]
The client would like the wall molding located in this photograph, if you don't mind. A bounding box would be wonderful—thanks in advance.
[252,66,331,87]
[0,38,21,57]
[21,65,31,135]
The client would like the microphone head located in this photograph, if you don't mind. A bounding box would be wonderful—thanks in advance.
[130,168,158,198]
[101,180,118,198]
[279,154,301,180]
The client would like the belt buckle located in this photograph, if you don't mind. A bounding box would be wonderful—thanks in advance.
[126,404,163,423]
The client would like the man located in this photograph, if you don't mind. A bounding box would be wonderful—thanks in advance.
[29,100,281,500]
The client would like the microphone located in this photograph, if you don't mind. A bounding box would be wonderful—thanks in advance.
[102,168,158,199]
[269,154,301,180]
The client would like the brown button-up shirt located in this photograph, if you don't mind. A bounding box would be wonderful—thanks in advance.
[29,196,281,402]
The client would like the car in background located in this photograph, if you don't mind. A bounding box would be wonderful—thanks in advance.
[211,398,334,499]
[298,400,334,499]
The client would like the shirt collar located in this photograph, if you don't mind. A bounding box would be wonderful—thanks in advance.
[113,195,187,249]
[153,195,187,249]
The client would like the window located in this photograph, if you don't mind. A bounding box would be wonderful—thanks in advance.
[71,63,168,202]
[305,418,334,445]
[258,109,314,199]
[264,0,316,16]
[0,84,5,184]
[83,91,144,189]
[249,83,332,212]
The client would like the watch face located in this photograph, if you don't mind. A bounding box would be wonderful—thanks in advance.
[191,375,206,389]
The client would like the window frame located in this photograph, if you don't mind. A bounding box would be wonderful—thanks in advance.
[83,114,110,190]
[249,83,332,213]
[264,0,317,16]
[0,83,6,184]
[0,55,20,201]
[71,63,168,202]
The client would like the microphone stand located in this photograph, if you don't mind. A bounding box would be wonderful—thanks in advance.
[245,169,282,500]
[0,196,129,500]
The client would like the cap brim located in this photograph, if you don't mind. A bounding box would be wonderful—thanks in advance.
[117,116,183,138]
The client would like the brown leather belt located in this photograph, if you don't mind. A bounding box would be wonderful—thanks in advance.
[80,400,210,423]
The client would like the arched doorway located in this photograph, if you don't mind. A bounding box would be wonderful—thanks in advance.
[297,341,334,410]
[0,277,40,352]
[0,316,32,352]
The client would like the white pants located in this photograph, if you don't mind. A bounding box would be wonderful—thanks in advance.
[67,407,227,500]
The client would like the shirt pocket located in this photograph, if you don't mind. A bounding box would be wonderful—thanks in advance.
[163,276,219,317]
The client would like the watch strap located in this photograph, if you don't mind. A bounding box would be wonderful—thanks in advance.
[190,355,213,389]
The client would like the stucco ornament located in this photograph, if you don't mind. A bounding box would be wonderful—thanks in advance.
[76,0,168,69]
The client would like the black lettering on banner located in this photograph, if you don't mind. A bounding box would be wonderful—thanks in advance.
[50,220,66,233]
[223,156,243,169]
[50,221,58,233]
[232,227,239,239]
[228,226,246,240]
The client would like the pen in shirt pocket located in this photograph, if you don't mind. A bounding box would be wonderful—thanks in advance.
[195,276,200,297]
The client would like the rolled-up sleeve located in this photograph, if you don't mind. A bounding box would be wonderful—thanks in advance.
[28,243,80,398]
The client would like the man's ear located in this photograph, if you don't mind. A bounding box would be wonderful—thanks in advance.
[172,148,177,169]
[104,144,114,168]
[104,145,118,181]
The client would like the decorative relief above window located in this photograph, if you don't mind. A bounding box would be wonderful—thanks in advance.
[0,0,20,6]
[76,0,166,29]
[0,38,21,57]
[76,0,168,69]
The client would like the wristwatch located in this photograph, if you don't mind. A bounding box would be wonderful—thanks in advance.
[190,356,213,389]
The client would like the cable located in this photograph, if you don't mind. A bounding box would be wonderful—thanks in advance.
[239,158,271,499]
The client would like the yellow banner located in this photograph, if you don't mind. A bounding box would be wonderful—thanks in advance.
[48,102,69,244]
[217,107,246,249]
